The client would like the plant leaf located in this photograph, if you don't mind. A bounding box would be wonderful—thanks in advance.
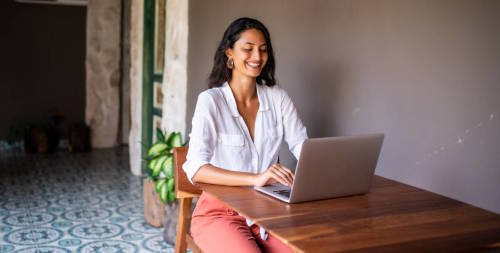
[155,179,166,193]
[155,155,168,171]
[160,183,168,204]
[148,157,159,171]
[163,156,174,178]
[156,128,165,143]
[167,177,174,192]
[167,190,175,203]
[165,132,175,148]
[153,156,168,177]
[148,143,168,157]
[166,132,182,148]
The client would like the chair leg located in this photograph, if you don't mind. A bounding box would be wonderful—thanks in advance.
[175,198,193,253]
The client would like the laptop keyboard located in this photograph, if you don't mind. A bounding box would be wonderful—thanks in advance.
[273,189,291,198]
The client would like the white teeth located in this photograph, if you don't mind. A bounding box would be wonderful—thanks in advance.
[247,62,260,68]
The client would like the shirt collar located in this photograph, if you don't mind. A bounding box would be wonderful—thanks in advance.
[221,82,270,117]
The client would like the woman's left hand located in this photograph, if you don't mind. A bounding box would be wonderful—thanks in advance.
[253,163,294,187]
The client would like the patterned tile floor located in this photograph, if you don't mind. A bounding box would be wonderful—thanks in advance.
[0,147,175,253]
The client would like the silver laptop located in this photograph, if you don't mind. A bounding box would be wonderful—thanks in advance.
[254,134,384,203]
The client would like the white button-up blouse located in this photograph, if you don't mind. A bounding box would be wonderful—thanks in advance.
[183,81,308,184]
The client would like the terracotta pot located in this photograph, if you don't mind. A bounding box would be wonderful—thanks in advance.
[143,178,165,227]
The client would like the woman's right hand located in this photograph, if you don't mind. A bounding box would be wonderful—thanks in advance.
[253,163,294,187]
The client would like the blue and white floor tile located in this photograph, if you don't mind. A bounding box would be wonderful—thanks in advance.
[0,147,177,253]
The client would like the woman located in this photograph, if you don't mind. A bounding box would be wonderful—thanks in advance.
[183,17,308,253]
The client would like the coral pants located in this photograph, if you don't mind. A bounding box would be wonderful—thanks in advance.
[191,192,293,253]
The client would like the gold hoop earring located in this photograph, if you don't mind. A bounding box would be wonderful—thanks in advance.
[227,58,234,69]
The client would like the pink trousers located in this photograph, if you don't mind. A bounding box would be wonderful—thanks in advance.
[191,192,294,253]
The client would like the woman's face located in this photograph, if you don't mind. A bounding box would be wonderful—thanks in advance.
[226,28,268,79]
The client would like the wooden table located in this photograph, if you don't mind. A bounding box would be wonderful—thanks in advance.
[197,176,500,253]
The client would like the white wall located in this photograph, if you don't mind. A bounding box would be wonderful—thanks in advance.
[187,0,500,213]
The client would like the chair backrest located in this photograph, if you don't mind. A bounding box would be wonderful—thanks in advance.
[174,147,202,198]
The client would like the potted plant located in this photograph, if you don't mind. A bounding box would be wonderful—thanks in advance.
[143,129,183,228]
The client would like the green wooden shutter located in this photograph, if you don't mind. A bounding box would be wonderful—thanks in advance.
[142,0,166,173]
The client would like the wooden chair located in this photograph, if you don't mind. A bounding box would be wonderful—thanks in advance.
[174,147,203,253]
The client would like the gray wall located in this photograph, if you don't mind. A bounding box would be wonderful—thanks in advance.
[0,1,86,139]
[187,0,500,213]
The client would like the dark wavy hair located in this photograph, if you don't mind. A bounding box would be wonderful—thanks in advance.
[208,17,276,88]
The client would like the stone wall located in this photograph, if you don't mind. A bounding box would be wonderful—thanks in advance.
[128,0,144,176]
[120,0,132,145]
[85,0,122,148]
[162,0,189,139]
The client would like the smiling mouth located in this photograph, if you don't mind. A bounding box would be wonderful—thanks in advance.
[246,62,261,69]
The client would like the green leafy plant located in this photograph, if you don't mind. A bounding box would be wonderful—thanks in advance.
[146,128,183,204]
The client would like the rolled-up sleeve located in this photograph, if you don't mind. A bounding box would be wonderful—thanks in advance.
[280,89,308,160]
[182,93,217,184]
